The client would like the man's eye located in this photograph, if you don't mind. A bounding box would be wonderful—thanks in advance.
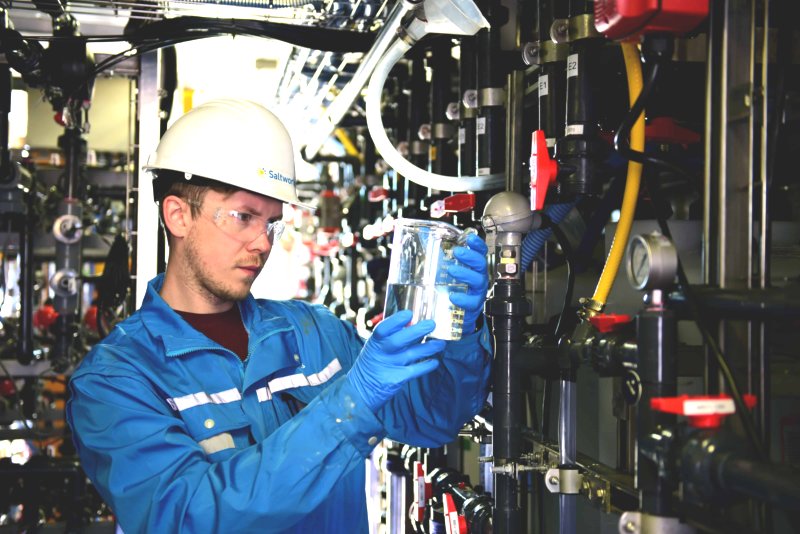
[232,211,254,224]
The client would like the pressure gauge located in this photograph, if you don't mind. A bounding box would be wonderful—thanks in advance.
[626,232,678,291]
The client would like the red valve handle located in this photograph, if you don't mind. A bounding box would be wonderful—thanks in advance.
[650,394,757,429]
[443,493,468,534]
[413,461,432,522]
[530,129,559,211]
[589,313,632,334]
[431,193,476,219]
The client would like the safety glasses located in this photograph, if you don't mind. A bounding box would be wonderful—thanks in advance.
[188,201,285,243]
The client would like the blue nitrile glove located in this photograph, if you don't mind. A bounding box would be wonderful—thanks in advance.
[448,233,490,334]
[348,310,446,412]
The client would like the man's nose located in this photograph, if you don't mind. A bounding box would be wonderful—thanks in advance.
[246,229,273,254]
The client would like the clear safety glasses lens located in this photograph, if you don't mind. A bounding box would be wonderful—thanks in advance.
[212,208,285,243]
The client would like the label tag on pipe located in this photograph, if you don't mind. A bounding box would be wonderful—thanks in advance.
[538,75,549,96]
[459,127,466,145]
[567,53,579,78]
[476,116,486,135]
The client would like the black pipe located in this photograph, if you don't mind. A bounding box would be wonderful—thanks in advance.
[717,456,800,511]
[486,275,529,534]
[408,49,429,208]
[536,0,567,144]
[636,295,678,516]
[430,37,456,178]
[17,195,35,365]
[459,36,477,178]
[475,0,506,178]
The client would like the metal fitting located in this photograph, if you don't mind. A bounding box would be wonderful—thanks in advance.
[478,87,505,107]
[578,297,605,321]
[433,122,455,140]
[544,467,583,494]
[617,511,696,534]
[462,89,478,109]
[522,41,569,65]
[445,102,460,121]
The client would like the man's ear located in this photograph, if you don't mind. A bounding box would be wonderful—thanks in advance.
[161,195,193,239]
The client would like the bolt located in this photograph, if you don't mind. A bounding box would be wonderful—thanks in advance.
[596,488,605,499]
[624,520,637,533]
[549,475,559,485]
[744,93,752,107]
[522,42,539,66]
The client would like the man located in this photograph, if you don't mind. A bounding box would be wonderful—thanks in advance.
[66,99,492,533]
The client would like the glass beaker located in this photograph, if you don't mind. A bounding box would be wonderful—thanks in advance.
[384,218,474,340]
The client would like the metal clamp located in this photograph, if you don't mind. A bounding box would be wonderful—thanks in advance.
[462,89,478,109]
[522,41,570,65]
[618,512,696,534]
[545,467,583,494]
[50,269,80,298]
[433,122,455,139]
[478,87,505,107]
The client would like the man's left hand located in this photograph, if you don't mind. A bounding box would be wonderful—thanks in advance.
[447,233,490,335]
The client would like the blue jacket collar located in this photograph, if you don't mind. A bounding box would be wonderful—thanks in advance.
[139,275,297,380]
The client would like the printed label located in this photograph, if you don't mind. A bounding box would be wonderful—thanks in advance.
[459,127,466,145]
[476,116,486,135]
[565,124,584,136]
[567,53,579,78]
[538,74,549,97]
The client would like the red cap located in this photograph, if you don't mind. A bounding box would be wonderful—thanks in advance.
[368,187,390,202]
[431,193,476,219]
[530,130,558,211]
[33,305,59,330]
[651,394,758,429]
[589,313,632,333]
[443,493,468,534]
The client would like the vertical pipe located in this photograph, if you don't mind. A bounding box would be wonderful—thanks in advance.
[408,50,429,208]
[558,379,577,534]
[486,231,528,534]
[430,37,456,178]
[459,36,477,178]
[636,291,677,516]
[475,0,505,178]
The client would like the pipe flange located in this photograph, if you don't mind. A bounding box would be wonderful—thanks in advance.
[545,467,582,494]
[478,87,505,107]
[618,511,696,534]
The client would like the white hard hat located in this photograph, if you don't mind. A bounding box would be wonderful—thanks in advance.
[144,99,315,211]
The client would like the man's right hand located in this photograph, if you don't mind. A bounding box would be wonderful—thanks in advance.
[347,310,445,412]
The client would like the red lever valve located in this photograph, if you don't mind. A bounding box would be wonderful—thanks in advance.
[443,493,468,534]
[589,313,633,334]
[650,394,757,429]
[530,129,558,211]
[431,193,476,219]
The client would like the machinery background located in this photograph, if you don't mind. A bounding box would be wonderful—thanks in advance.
[0,0,799,532]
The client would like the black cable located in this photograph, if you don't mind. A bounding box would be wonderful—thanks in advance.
[614,44,766,460]
[548,220,575,340]
[643,174,766,460]
[613,62,697,183]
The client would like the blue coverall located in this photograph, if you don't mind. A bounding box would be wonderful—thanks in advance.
[67,274,492,533]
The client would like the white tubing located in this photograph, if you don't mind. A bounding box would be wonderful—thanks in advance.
[365,39,506,192]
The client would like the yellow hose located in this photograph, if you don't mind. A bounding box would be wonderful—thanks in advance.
[587,42,645,312]
[334,128,362,160]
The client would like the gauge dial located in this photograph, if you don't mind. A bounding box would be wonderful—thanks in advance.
[626,232,678,291]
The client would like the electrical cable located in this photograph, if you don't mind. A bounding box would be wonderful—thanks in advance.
[610,38,767,460]
[585,42,644,313]
[548,220,575,340]
[642,173,766,460]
